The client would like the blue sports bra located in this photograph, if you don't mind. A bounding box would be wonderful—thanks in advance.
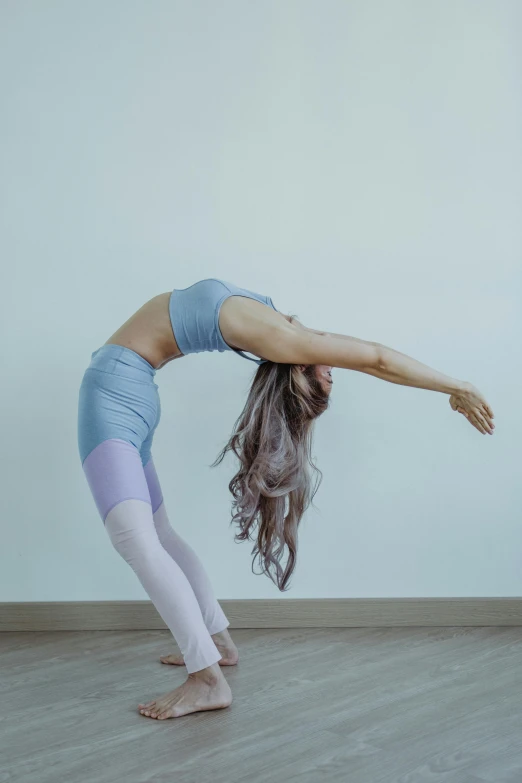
[168,278,279,365]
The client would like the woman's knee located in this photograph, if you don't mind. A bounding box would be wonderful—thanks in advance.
[104,498,158,560]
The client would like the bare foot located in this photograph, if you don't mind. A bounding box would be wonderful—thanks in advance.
[138,663,232,719]
[159,627,239,667]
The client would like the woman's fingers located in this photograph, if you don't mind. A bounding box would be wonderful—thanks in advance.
[479,404,494,427]
[477,392,494,425]
[471,409,492,434]
[473,413,488,434]
[464,384,495,427]
[457,406,491,434]
[482,401,495,419]
[466,411,485,433]
[453,395,495,434]
[476,407,495,434]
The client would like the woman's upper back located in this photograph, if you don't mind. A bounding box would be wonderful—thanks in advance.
[168,278,278,364]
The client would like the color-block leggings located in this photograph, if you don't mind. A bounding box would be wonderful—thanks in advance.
[77,344,228,673]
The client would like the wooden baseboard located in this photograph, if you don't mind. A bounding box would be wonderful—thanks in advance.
[1,598,521,631]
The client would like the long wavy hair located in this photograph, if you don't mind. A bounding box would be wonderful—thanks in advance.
[210,324,331,591]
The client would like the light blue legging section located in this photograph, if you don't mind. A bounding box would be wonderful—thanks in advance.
[77,344,228,673]
[78,344,161,469]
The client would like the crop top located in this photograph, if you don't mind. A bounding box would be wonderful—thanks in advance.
[168,278,279,365]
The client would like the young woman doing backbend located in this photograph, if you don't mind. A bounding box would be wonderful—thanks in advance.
[77,278,495,720]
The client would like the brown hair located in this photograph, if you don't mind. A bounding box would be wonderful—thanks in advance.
[210,337,331,592]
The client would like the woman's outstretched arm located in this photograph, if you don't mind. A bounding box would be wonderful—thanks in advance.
[267,318,495,435]
[221,303,495,434]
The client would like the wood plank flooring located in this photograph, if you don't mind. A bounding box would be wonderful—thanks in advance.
[1,627,521,783]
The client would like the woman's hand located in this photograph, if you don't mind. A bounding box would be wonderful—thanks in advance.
[449,382,495,435]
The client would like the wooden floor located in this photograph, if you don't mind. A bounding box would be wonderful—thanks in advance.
[2,627,522,783]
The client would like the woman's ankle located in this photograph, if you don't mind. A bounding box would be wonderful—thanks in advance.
[188,662,223,684]
[211,627,232,644]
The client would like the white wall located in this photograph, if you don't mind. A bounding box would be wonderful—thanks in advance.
[2,0,520,602]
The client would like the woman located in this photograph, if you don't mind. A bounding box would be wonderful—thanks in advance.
[77,277,495,720]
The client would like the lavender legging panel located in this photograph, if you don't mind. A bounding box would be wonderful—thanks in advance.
[82,438,163,522]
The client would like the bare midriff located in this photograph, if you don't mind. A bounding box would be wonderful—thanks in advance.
[104,292,183,371]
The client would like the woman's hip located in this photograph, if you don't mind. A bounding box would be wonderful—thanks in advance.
[78,359,161,465]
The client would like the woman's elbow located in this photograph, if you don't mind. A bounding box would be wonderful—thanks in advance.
[266,331,331,365]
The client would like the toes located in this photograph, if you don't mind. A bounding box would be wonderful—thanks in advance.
[138,700,156,713]
[159,655,183,665]
[157,709,175,719]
